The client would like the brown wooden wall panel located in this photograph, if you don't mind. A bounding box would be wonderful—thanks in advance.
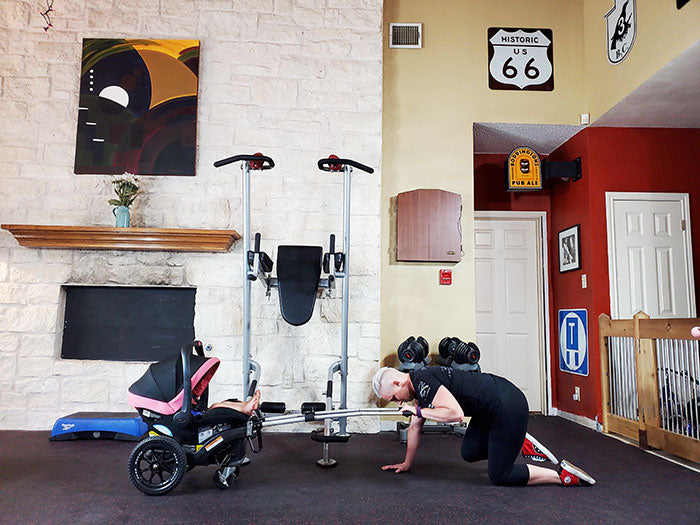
[396,189,462,262]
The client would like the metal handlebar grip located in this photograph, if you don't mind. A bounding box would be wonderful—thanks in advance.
[214,153,275,169]
[247,379,258,400]
[317,157,374,174]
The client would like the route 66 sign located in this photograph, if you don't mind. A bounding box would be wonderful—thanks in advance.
[605,0,636,64]
[488,28,554,91]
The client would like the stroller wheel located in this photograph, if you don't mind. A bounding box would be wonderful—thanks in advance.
[128,436,187,496]
[213,466,240,490]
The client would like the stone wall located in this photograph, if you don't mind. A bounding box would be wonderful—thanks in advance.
[0,0,382,431]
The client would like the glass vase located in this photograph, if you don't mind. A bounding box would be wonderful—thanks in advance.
[113,206,130,227]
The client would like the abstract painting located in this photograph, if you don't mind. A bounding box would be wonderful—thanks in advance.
[74,38,200,176]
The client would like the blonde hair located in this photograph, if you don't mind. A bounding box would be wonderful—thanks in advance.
[372,366,402,397]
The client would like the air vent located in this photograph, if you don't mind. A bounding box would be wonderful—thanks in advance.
[389,23,422,49]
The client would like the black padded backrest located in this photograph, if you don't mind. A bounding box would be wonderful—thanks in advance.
[276,245,322,326]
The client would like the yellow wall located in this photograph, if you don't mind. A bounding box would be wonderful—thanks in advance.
[583,0,700,121]
[381,0,698,370]
[381,0,586,364]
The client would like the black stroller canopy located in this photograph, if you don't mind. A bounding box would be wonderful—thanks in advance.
[129,354,218,404]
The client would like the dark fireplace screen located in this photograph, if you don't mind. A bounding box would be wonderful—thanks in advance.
[61,286,196,361]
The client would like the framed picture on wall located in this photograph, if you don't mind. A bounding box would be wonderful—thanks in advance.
[558,224,581,273]
[74,38,200,176]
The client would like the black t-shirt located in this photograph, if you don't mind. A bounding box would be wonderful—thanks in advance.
[409,366,518,420]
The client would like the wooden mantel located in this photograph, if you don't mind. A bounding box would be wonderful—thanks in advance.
[1,224,241,252]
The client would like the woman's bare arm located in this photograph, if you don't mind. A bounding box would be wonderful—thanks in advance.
[412,385,464,423]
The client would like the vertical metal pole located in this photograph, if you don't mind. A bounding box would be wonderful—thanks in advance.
[615,339,621,416]
[655,342,662,427]
[617,338,630,418]
[667,339,674,433]
[682,340,691,436]
[242,161,252,399]
[672,341,679,434]
[609,339,615,415]
[667,340,673,432]
[690,341,700,439]
[678,340,684,434]
[620,338,626,417]
[625,338,629,417]
[630,337,638,419]
[622,338,628,417]
[617,339,624,417]
[666,344,675,432]
[612,339,619,416]
[679,340,685,434]
[608,338,614,414]
[339,164,352,435]
[621,338,627,418]
[627,338,634,419]
[659,340,667,430]
[667,340,672,432]
[617,338,623,418]
[611,339,618,415]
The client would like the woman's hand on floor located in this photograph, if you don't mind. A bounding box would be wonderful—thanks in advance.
[381,462,411,473]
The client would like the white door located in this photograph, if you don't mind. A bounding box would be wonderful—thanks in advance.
[606,192,696,319]
[474,214,546,412]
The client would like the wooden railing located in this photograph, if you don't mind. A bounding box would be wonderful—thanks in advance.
[599,312,700,463]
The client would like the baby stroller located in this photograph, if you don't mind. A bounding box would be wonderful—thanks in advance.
[127,340,263,495]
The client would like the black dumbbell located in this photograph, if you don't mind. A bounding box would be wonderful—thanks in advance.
[439,337,480,365]
[454,341,480,365]
[397,336,429,364]
[414,336,429,362]
[397,336,417,363]
[438,337,455,361]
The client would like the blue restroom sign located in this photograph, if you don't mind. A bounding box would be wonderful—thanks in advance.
[559,309,588,376]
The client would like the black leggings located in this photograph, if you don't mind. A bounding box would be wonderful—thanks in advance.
[460,387,529,486]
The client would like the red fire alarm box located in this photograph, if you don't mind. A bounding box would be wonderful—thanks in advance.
[439,269,452,285]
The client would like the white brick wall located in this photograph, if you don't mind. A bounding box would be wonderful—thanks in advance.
[0,0,382,432]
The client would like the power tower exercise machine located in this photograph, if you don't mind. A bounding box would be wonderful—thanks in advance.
[213,153,374,466]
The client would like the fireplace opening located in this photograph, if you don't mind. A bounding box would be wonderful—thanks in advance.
[61,286,196,362]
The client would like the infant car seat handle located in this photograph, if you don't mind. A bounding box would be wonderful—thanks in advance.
[173,340,203,429]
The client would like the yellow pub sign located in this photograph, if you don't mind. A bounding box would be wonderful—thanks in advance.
[506,146,542,191]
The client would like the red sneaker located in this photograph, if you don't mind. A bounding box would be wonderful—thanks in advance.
[559,460,595,486]
[521,433,558,464]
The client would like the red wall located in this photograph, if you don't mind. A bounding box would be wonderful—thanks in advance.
[550,128,700,420]
[474,152,559,412]
[474,154,551,213]
[586,128,700,313]
[475,128,700,421]
[548,130,596,418]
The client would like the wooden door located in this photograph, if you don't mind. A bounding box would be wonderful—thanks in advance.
[474,215,545,412]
